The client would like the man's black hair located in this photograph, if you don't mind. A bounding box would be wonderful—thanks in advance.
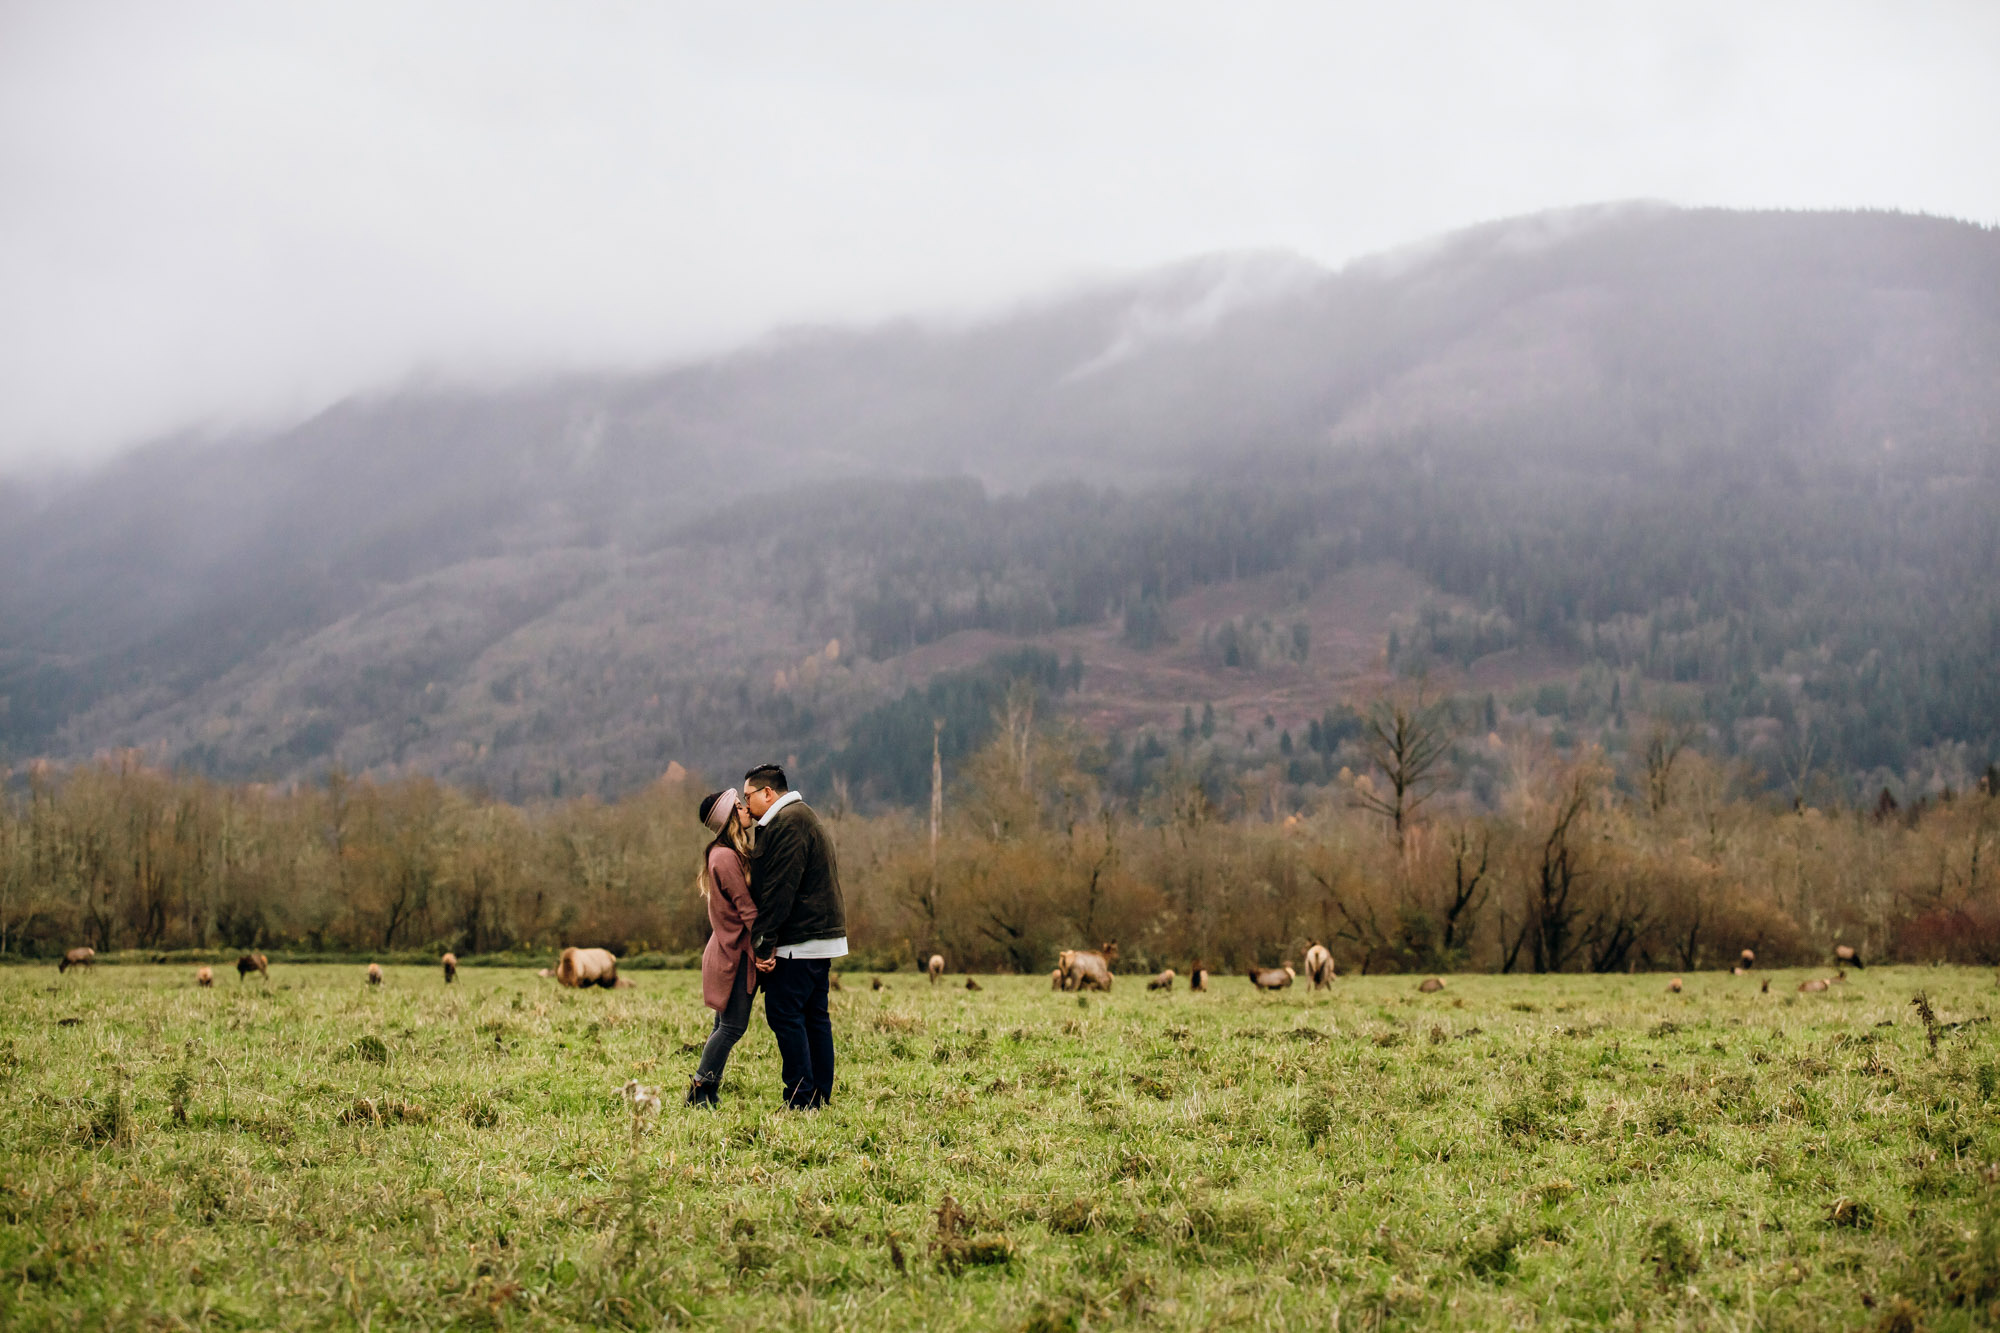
[743,763,789,792]
[697,790,725,826]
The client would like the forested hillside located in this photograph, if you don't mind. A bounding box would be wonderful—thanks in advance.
[2,204,1996,804]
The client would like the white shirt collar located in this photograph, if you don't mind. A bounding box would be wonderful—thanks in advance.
[757,789,803,827]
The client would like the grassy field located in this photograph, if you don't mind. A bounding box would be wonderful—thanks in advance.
[1,963,1996,1331]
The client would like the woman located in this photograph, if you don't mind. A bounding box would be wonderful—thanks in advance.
[686,787,758,1106]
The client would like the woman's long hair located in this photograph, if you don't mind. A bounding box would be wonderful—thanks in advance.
[697,815,755,900]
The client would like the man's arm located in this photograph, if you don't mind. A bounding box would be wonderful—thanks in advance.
[749,813,807,956]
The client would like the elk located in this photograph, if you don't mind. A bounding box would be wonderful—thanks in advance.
[367,963,383,986]
[1668,977,1683,993]
[195,966,213,987]
[58,947,96,973]
[1417,977,1445,993]
[1189,961,1208,992]
[1147,969,1176,991]
[1248,964,1295,991]
[1760,978,1770,993]
[1798,977,1829,993]
[927,954,945,985]
[1049,968,1064,990]
[872,977,885,992]
[1063,945,1116,992]
[1739,948,1756,969]
[552,946,625,989]
[441,953,457,984]
[1301,943,1335,990]
[236,953,268,981]
[1834,944,1865,969]
[964,977,982,992]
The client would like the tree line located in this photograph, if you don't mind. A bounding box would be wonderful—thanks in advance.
[6,703,1994,971]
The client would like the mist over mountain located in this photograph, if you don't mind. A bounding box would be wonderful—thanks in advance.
[2,204,1997,803]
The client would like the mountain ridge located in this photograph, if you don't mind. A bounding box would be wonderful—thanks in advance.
[3,204,1997,800]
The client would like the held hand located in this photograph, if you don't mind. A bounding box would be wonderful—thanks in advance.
[754,954,777,974]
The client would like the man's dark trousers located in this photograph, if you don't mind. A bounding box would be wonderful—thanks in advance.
[763,957,834,1108]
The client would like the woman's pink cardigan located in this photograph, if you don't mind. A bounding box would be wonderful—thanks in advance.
[701,843,757,1011]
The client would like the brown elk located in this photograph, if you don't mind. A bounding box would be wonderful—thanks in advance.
[1798,977,1829,993]
[964,977,982,992]
[1668,977,1683,993]
[1189,961,1208,992]
[236,953,268,981]
[1049,968,1064,990]
[1739,948,1756,969]
[1417,977,1445,993]
[1302,943,1335,990]
[1760,978,1770,993]
[367,963,383,986]
[1147,969,1175,991]
[872,977,886,992]
[1248,964,1295,991]
[1063,945,1116,992]
[58,947,96,973]
[1834,944,1865,969]
[441,953,457,984]
[195,966,213,987]
[552,946,625,989]
[927,954,945,985]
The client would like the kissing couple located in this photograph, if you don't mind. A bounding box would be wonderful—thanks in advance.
[685,763,846,1110]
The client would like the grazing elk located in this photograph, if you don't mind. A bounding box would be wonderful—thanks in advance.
[1760,978,1770,993]
[927,954,945,985]
[367,963,383,986]
[1668,977,1683,993]
[552,946,626,989]
[236,953,268,981]
[1063,945,1117,992]
[441,953,457,984]
[195,966,213,987]
[1418,977,1445,993]
[1147,969,1175,991]
[872,977,885,992]
[1835,944,1865,969]
[1248,964,1295,991]
[1302,943,1334,990]
[1189,961,1208,992]
[1740,948,1756,969]
[58,947,96,973]
[1050,968,1064,990]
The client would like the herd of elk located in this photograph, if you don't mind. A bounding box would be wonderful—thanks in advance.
[48,933,1884,1004]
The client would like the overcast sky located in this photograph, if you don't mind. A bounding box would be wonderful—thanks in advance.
[2,1,1996,470]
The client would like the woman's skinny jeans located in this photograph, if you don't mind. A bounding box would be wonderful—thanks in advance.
[694,967,753,1083]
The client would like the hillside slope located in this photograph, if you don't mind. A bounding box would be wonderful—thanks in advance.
[2,205,1997,798]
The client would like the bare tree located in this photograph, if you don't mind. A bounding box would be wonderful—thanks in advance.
[1437,825,1492,961]
[1643,720,1696,815]
[1352,690,1455,849]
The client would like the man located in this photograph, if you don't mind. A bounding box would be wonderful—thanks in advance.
[742,763,846,1108]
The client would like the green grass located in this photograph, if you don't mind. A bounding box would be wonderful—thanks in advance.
[2,964,1997,1330]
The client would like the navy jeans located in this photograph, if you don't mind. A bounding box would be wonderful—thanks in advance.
[694,967,754,1083]
[762,956,835,1108]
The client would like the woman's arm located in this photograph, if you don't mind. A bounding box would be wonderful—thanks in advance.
[709,847,756,932]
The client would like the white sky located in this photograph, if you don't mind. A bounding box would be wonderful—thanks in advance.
[2,0,1996,468]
